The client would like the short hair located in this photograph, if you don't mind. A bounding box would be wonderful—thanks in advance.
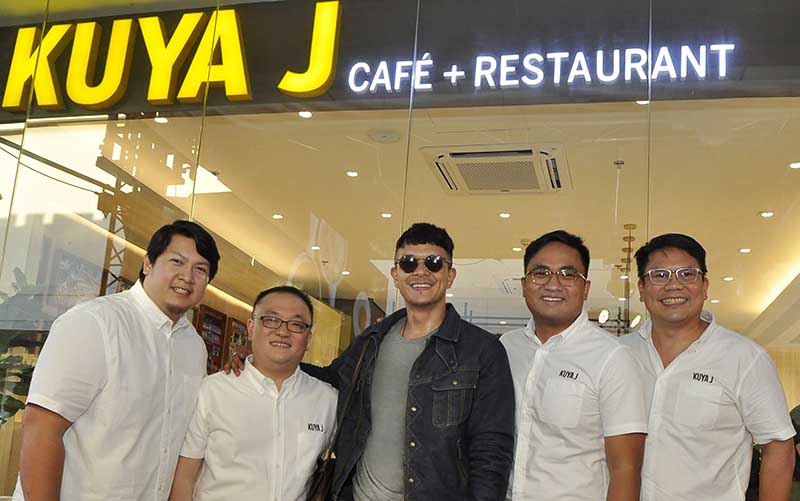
[634,233,708,281]
[523,230,591,276]
[139,220,220,283]
[395,222,455,260]
[253,285,314,325]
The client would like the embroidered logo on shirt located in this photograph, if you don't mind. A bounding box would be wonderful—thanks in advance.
[692,372,714,384]
[558,369,579,380]
[308,423,325,432]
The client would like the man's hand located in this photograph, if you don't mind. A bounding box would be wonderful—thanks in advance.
[759,438,794,501]
[19,404,72,500]
[605,432,646,501]
[222,345,248,376]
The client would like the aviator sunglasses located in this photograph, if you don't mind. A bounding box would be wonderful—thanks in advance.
[395,254,452,273]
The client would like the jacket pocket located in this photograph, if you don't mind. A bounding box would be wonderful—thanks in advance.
[432,370,479,428]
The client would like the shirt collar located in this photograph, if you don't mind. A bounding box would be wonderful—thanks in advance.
[243,355,302,397]
[637,310,717,347]
[523,310,589,347]
[128,280,190,335]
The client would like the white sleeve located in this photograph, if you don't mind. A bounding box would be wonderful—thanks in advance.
[180,383,210,459]
[26,308,107,423]
[738,351,795,444]
[598,346,649,437]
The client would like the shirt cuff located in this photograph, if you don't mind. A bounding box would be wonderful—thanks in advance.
[179,443,206,460]
[753,426,796,445]
[603,422,648,437]
[26,394,79,423]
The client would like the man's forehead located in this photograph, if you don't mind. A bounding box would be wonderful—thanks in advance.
[527,243,584,270]
[645,247,700,268]
[396,243,448,255]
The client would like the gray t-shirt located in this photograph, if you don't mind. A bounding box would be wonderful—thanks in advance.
[353,319,434,501]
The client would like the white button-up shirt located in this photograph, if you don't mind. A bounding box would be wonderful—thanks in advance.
[501,311,648,500]
[181,356,338,501]
[620,311,795,501]
[13,281,206,501]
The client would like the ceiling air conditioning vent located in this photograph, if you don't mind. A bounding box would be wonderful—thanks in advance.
[421,143,572,194]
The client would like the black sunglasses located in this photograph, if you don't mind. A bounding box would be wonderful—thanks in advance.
[395,254,452,274]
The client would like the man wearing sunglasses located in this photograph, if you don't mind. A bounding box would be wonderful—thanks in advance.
[621,234,795,500]
[501,230,648,500]
[171,286,337,500]
[302,222,515,500]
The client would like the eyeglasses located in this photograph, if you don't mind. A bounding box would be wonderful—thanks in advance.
[643,267,704,285]
[524,267,587,286]
[395,254,452,274]
[254,315,311,333]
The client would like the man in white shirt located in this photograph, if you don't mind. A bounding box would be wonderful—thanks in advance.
[170,285,337,500]
[501,230,648,500]
[15,220,220,500]
[621,233,795,501]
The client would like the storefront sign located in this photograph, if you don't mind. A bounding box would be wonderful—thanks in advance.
[347,45,735,94]
[1,1,341,111]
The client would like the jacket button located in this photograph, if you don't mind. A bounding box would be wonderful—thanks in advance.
[410,441,416,448]
[452,380,458,385]
[408,478,415,484]
[410,406,417,412]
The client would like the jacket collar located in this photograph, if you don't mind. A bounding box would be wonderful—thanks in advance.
[365,303,462,343]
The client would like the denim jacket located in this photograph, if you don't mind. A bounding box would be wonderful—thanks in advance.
[303,304,515,501]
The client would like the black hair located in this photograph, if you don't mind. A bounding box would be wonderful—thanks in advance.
[139,220,220,283]
[634,233,708,280]
[523,230,591,276]
[395,222,455,261]
[253,285,314,325]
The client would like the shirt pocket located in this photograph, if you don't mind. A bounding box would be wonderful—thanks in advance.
[539,377,586,428]
[296,430,328,479]
[431,370,479,428]
[674,381,722,430]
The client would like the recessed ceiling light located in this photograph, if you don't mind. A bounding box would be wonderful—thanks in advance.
[512,247,522,252]
[341,270,350,276]
[789,162,800,169]
[759,211,775,218]
[154,115,168,124]
[381,212,392,219]
[346,170,359,177]
[630,314,642,328]
[499,320,507,325]
[298,111,313,119]
[272,214,284,220]
[722,276,734,282]
[710,299,720,304]
[311,245,321,251]
[620,274,629,280]
[446,293,454,298]
[618,297,627,302]
[738,248,751,254]
[499,212,511,219]
[598,309,610,324]
[636,100,650,105]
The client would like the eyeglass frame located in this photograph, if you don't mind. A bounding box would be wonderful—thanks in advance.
[252,314,312,333]
[394,254,453,274]
[522,266,588,286]
[642,267,705,285]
